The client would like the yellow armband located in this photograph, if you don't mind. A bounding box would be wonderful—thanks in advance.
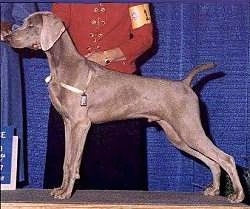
[129,4,151,29]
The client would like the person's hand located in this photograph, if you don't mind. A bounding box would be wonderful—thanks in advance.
[85,48,126,66]
[85,51,107,66]
[1,22,12,41]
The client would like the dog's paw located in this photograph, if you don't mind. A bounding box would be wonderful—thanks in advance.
[50,187,62,196]
[52,189,72,199]
[50,187,72,199]
[54,191,72,199]
[203,184,220,196]
[227,191,245,203]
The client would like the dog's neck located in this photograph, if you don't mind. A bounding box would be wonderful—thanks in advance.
[45,31,87,81]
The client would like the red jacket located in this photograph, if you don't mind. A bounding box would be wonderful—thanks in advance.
[52,3,153,73]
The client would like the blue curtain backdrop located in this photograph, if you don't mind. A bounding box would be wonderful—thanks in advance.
[15,1,249,189]
[0,3,37,183]
[144,1,250,192]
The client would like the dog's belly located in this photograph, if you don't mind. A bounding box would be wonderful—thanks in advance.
[87,97,163,124]
[88,109,155,124]
[87,81,192,124]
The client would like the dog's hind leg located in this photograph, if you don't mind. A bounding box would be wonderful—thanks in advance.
[157,120,221,196]
[52,119,91,199]
[186,133,244,203]
[172,115,245,203]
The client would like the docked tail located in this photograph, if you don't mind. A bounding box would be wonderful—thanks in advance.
[183,63,217,86]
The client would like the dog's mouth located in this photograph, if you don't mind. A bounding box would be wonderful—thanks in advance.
[3,32,41,50]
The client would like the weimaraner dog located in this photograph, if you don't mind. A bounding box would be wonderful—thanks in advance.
[4,12,244,202]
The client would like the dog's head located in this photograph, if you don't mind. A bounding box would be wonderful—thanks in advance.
[4,11,65,51]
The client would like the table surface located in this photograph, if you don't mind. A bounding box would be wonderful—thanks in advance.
[1,189,249,207]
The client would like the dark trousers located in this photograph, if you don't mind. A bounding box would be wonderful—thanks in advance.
[43,105,147,190]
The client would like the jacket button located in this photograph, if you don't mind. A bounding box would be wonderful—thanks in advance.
[90,33,95,37]
[100,7,106,12]
[98,33,103,37]
[87,46,92,51]
[100,20,105,25]
[94,8,99,13]
[91,20,97,25]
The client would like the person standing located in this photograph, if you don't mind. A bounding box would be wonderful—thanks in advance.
[44,3,153,190]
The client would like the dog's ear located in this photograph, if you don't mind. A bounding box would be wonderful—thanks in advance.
[40,13,65,51]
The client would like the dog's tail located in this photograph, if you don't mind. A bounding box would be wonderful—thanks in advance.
[183,63,217,86]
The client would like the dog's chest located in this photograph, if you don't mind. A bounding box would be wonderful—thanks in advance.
[48,83,85,118]
[48,84,64,114]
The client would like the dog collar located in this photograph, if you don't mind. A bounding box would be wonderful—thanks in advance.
[60,82,85,95]
[45,70,93,94]
[45,74,52,83]
[45,70,94,106]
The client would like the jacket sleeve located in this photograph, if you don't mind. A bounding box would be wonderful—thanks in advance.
[52,3,71,28]
[119,4,153,63]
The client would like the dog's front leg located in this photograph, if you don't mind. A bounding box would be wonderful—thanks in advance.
[51,117,72,197]
[52,119,91,199]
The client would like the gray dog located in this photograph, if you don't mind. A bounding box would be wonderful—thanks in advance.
[4,12,245,203]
